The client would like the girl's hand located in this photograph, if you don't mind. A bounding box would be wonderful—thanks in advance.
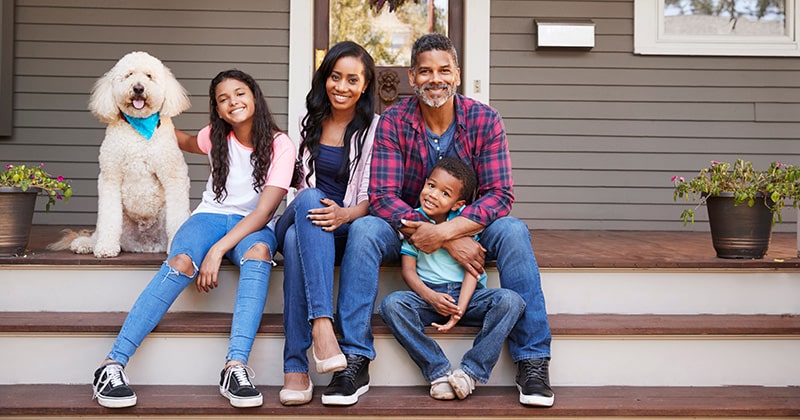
[196,247,224,293]
[307,198,348,232]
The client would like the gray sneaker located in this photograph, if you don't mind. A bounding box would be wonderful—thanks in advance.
[92,362,137,408]
[447,369,475,400]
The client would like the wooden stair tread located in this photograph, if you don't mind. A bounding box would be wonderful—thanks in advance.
[6,225,800,269]
[1,384,797,417]
[2,311,798,335]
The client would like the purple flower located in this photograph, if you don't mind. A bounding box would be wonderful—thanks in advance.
[671,176,677,182]
[711,161,719,165]
[57,176,64,181]
[39,163,45,168]
[5,164,11,170]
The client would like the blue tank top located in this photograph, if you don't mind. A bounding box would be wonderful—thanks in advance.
[315,144,347,207]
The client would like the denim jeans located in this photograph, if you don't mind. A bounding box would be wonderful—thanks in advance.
[336,215,401,359]
[107,212,277,366]
[275,188,349,373]
[340,215,551,362]
[378,282,525,383]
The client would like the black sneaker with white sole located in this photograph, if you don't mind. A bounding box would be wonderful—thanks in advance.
[321,354,370,406]
[219,364,263,408]
[92,362,137,408]
[515,358,555,407]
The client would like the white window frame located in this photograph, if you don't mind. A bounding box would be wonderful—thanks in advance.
[634,0,800,56]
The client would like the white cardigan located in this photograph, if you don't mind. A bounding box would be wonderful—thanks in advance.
[296,114,379,208]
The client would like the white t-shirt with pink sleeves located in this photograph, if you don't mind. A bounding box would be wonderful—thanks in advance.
[192,125,295,228]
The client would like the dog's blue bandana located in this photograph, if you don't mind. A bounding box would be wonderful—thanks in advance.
[123,112,160,140]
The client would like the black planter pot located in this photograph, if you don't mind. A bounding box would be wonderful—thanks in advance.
[705,193,773,259]
[0,187,39,256]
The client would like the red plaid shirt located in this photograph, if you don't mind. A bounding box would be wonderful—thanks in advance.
[369,94,514,230]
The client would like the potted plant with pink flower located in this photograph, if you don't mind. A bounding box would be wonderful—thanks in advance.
[0,163,72,255]
[672,159,800,259]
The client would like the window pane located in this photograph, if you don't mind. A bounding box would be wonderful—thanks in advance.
[664,0,786,36]
[329,0,448,66]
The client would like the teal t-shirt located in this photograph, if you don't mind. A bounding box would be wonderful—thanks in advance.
[400,206,488,287]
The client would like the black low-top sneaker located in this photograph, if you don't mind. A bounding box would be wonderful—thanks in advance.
[92,362,137,408]
[219,364,263,408]
[515,358,555,407]
[321,354,370,406]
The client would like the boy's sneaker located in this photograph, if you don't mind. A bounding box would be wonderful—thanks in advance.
[219,364,263,408]
[515,358,555,407]
[92,362,137,408]
[430,375,456,400]
[321,354,370,406]
[447,369,475,400]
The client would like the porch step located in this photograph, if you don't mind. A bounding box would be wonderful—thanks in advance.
[3,311,799,336]
[1,384,798,418]
[2,312,799,387]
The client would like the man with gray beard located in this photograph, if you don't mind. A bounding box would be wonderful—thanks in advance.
[323,33,555,408]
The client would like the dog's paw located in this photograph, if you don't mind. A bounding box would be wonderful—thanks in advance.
[69,237,95,254]
[93,242,121,258]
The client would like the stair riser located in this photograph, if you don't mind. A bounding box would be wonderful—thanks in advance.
[3,267,799,314]
[3,334,798,387]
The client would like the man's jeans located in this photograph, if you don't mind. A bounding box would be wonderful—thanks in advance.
[339,215,552,362]
[378,282,525,383]
[275,188,349,373]
[107,212,276,366]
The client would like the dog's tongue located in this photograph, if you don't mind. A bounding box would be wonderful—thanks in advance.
[133,99,145,109]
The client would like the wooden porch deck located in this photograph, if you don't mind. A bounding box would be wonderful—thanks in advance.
[2,225,799,269]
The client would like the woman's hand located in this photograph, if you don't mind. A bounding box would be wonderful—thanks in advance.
[307,198,349,231]
[196,246,224,293]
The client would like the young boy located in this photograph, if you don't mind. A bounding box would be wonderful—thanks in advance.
[378,158,525,401]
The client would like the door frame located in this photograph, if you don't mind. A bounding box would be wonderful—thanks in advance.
[287,0,489,143]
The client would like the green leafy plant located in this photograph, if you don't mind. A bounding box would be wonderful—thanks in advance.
[672,159,800,225]
[1,163,73,211]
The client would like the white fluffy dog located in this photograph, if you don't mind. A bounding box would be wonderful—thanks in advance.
[60,51,192,257]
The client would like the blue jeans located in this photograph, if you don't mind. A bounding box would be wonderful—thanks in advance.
[275,188,349,373]
[340,215,551,362]
[107,212,277,366]
[378,282,525,383]
[336,215,401,359]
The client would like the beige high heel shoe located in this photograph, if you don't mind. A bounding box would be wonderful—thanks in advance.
[312,347,347,374]
[279,380,313,406]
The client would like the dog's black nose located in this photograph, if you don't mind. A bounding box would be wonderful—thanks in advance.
[133,83,145,95]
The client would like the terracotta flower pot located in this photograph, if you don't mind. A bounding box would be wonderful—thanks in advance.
[0,187,40,256]
[706,193,773,259]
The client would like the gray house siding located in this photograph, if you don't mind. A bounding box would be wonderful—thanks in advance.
[492,0,800,231]
[1,0,798,232]
[1,0,289,225]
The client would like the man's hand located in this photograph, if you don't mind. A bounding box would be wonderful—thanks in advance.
[402,219,446,253]
[443,236,486,277]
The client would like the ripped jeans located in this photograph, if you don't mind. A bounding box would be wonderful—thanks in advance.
[106,212,276,366]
